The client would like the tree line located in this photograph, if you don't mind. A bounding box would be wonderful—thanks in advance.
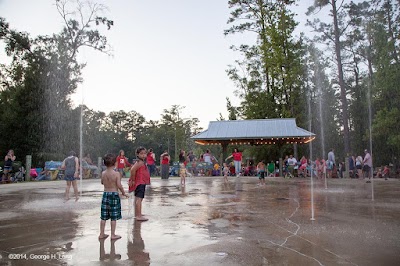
[224,0,400,168]
[0,1,204,166]
[1,0,399,169]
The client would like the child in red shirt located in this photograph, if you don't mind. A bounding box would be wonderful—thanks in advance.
[129,147,150,221]
[115,150,131,178]
[383,166,390,180]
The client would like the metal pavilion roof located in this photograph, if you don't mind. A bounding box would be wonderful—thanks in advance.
[191,118,316,146]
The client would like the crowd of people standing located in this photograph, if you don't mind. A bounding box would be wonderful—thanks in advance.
[3,146,392,186]
[2,145,395,242]
[281,148,379,180]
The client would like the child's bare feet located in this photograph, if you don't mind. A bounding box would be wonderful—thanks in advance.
[135,216,149,221]
[98,234,109,240]
[75,197,79,202]
[64,198,70,202]
[111,235,121,240]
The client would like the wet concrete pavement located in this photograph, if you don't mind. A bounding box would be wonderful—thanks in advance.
[0,176,399,265]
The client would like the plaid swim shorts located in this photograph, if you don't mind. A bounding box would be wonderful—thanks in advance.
[100,192,122,221]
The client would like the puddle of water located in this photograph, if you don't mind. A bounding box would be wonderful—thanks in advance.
[315,188,348,193]
[210,194,237,199]
[210,218,230,228]
[0,211,21,220]
[20,196,99,212]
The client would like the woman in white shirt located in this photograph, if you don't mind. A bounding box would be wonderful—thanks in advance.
[203,149,213,164]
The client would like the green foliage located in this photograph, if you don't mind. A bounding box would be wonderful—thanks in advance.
[1,0,399,170]
[226,97,238,120]
[303,43,340,158]
[223,0,316,162]
[2,9,202,165]
[372,108,400,166]
[223,0,400,165]
[0,1,114,165]
[159,105,202,162]
[225,0,306,122]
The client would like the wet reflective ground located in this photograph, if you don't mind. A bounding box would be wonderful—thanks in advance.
[0,177,399,265]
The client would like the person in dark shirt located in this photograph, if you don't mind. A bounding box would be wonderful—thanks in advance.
[2,149,16,182]
[61,151,79,201]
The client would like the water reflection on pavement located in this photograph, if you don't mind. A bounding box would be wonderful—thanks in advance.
[0,177,399,265]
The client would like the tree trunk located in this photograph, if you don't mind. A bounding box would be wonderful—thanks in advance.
[385,0,399,63]
[332,0,350,155]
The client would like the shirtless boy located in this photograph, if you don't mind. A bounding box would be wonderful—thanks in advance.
[257,160,266,186]
[223,162,230,182]
[99,153,128,240]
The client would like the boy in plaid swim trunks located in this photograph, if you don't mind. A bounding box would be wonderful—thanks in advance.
[99,153,128,240]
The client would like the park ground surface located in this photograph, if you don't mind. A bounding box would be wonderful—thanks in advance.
[0,176,399,265]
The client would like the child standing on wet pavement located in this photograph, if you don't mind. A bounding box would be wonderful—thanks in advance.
[129,147,150,221]
[223,162,229,182]
[99,153,128,240]
[61,151,79,202]
[179,149,187,186]
[257,160,266,186]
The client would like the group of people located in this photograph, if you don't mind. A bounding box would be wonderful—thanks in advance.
[97,145,371,242]
[53,147,150,240]
[114,148,159,178]
[283,154,312,178]
[1,149,16,183]
[99,147,151,241]
[282,148,376,180]
[100,146,237,241]
[6,145,392,243]
[348,149,374,179]
[1,149,26,183]
[172,148,244,185]
[98,147,244,185]
[177,149,215,186]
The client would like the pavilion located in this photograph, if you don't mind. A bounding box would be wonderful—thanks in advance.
[191,118,316,175]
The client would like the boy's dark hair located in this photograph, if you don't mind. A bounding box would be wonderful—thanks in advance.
[69,151,76,156]
[103,153,116,167]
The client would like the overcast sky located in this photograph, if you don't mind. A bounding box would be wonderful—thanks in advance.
[0,0,314,128]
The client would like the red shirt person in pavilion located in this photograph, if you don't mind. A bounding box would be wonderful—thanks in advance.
[226,148,243,177]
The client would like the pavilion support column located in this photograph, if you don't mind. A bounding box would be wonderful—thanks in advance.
[221,142,229,176]
[221,142,228,163]
[279,144,284,176]
[293,143,298,160]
